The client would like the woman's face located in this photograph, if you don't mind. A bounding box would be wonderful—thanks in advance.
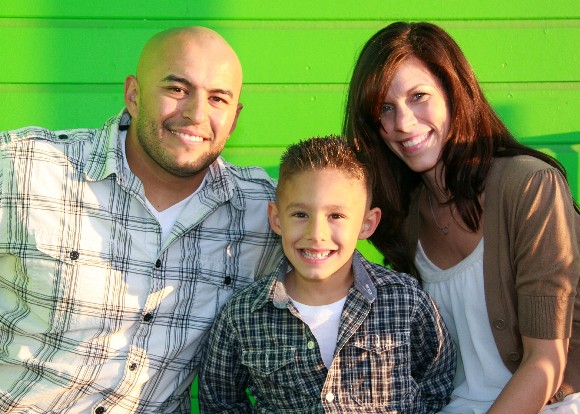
[378,56,450,175]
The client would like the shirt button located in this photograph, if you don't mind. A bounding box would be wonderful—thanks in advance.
[493,319,507,330]
[508,351,521,361]
[69,251,80,260]
[325,392,335,402]
[307,341,315,350]
[224,276,232,285]
[129,363,137,371]
[143,313,153,322]
[95,407,106,414]
[155,259,162,268]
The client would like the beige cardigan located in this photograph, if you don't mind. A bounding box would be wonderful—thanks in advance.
[405,156,580,400]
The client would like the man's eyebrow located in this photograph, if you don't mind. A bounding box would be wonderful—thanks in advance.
[161,75,234,98]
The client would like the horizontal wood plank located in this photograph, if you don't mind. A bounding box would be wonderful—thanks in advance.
[1,83,578,142]
[1,0,578,20]
[0,19,578,84]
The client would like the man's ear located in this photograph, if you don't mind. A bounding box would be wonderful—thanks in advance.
[358,207,381,240]
[227,103,243,137]
[267,201,282,236]
[124,75,139,118]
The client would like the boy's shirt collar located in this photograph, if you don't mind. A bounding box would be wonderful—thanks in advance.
[253,251,377,312]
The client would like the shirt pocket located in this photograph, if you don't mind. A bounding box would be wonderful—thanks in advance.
[17,228,122,334]
[343,331,416,407]
[241,346,310,401]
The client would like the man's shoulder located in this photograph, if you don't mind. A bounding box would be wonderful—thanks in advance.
[219,159,277,191]
[1,125,97,147]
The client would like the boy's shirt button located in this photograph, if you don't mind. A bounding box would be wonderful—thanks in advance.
[325,392,335,402]
[307,341,315,349]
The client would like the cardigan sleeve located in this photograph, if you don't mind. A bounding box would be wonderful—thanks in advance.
[504,161,579,338]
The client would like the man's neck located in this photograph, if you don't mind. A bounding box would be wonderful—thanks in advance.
[124,130,208,212]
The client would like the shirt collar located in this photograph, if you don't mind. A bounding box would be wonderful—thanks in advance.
[253,251,377,313]
[83,109,245,210]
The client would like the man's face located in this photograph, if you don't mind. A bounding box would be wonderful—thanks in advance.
[126,32,242,178]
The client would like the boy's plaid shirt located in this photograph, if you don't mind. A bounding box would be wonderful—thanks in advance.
[199,251,456,413]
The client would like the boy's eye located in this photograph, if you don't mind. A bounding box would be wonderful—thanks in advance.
[291,212,307,218]
[329,213,345,220]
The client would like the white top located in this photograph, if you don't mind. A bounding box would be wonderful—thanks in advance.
[291,296,347,368]
[416,238,512,414]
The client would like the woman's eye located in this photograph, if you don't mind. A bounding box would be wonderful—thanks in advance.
[380,104,394,114]
[413,92,426,101]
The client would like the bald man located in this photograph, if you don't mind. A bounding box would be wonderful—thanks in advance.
[0,27,283,413]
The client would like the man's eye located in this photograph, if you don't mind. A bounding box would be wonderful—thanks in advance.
[209,96,229,105]
[168,86,186,94]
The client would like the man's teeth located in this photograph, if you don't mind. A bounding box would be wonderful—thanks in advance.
[402,132,429,148]
[171,130,203,142]
[302,250,331,259]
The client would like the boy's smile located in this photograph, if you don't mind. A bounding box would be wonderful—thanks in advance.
[268,168,380,304]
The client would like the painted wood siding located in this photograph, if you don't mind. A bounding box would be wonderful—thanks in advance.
[0,3,578,410]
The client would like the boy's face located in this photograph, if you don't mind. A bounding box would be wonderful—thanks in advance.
[268,168,380,286]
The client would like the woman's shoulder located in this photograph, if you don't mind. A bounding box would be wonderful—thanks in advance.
[489,155,565,190]
[492,155,558,176]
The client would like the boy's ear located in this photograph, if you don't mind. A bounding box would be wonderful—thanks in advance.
[267,202,283,236]
[358,207,381,240]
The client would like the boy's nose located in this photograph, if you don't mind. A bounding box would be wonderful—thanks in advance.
[305,217,328,241]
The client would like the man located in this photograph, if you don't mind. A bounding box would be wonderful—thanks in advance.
[0,27,283,413]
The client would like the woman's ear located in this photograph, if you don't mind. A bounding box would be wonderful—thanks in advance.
[267,202,283,236]
[358,207,381,240]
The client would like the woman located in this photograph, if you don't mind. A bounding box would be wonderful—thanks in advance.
[343,21,580,413]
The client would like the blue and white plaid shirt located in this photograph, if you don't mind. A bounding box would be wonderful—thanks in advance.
[199,251,456,413]
[0,110,283,413]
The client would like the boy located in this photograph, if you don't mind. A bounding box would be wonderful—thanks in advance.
[198,136,456,413]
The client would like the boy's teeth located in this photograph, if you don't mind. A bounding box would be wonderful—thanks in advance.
[302,250,331,259]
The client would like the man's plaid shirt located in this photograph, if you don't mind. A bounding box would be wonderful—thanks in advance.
[199,251,456,413]
[0,110,283,413]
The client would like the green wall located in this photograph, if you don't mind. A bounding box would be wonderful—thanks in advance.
[1,1,579,411]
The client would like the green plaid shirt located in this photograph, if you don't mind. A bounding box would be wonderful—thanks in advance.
[199,251,456,413]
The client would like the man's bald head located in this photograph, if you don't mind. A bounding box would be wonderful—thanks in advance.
[136,26,242,87]
[123,26,245,186]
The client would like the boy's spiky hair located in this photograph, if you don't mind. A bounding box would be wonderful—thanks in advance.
[277,135,372,199]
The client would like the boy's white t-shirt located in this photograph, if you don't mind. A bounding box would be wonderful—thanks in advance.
[291,296,347,369]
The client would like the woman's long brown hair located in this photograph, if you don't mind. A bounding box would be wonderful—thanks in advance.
[343,21,576,273]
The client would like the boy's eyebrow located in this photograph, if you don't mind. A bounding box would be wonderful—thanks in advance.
[285,202,348,210]
[161,75,234,98]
